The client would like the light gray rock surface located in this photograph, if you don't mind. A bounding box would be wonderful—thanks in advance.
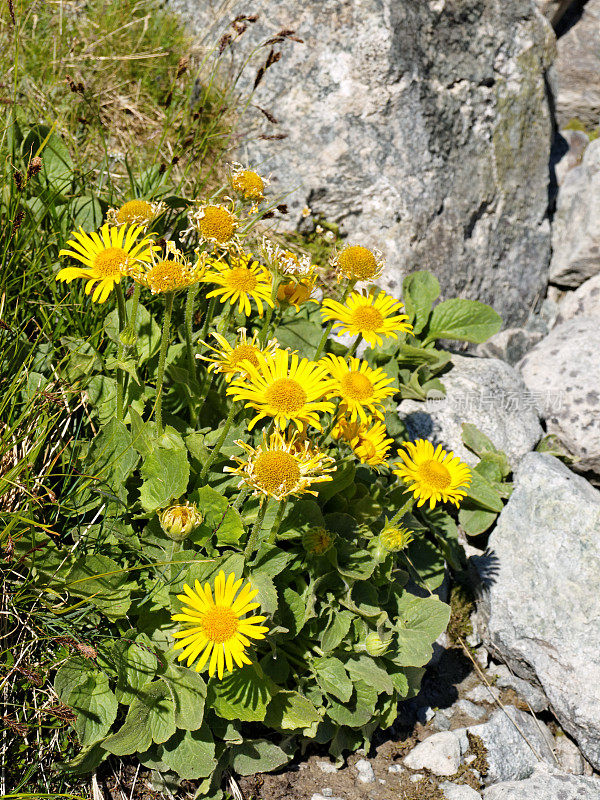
[550,139,600,288]
[535,0,576,25]
[399,355,543,468]
[475,328,544,366]
[555,274,600,324]
[472,453,600,770]
[519,317,600,473]
[440,783,482,800]
[170,0,555,325]
[483,764,600,800]
[403,731,461,777]
[554,0,600,128]
[490,664,549,713]
[464,706,555,785]
[354,759,375,784]
[554,128,590,188]
[554,734,586,776]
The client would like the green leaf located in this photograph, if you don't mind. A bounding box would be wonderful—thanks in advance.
[66,554,133,620]
[394,594,450,666]
[265,690,321,733]
[54,657,90,703]
[458,505,498,536]
[103,681,176,756]
[327,680,378,727]
[402,271,440,335]
[321,610,354,652]
[252,544,293,577]
[248,571,278,615]
[71,195,102,231]
[139,446,190,512]
[190,486,244,545]
[461,423,498,456]
[68,672,118,746]
[465,470,504,512]
[405,537,446,591]
[161,726,216,780]
[129,408,154,457]
[162,663,207,731]
[212,663,278,723]
[114,636,158,705]
[58,742,108,776]
[86,418,139,496]
[105,299,161,364]
[318,462,355,502]
[274,318,323,351]
[344,655,393,695]
[425,298,502,344]
[231,739,289,776]
[313,657,353,702]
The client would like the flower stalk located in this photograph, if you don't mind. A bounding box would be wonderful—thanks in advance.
[114,284,128,422]
[155,291,174,437]
[244,497,270,559]
[199,402,237,482]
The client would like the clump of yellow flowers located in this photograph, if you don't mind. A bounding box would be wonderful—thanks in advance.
[56,164,473,683]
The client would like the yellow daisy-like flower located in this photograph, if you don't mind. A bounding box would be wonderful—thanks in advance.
[331,245,384,283]
[380,525,414,552]
[321,289,412,348]
[189,203,238,245]
[201,254,274,317]
[227,348,335,432]
[277,276,318,310]
[224,430,335,500]
[133,242,204,294]
[229,164,266,202]
[393,439,472,509]
[322,355,396,423]
[200,328,280,382]
[350,419,394,467]
[106,199,165,229]
[57,223,158,303]
[172,571,268,679]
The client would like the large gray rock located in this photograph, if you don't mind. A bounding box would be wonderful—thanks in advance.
[472,453,600,770]
[555,274,600,324]
[483,765,600,800]
[171,0,555,325]
[519,316,600,474]
[475,328,544,366]
[550,139,600,288]
[489,664,549,713]
[460,707,555,785]
[553,128,590,188]
[535,0,577,26]
[399,354,543,468]
[554,0,600,128]
[403,731,461,777]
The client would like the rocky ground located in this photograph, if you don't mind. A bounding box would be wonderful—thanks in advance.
[166,0,600,797]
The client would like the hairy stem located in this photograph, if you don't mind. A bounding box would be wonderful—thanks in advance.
[244,497,269,559]
[114,284,128,423]
[199,402,237,482]
[155,292,174,437]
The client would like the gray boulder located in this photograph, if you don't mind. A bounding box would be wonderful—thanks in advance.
[550,139,600,288]
[170,0,555,325]
[399,354,543,468]
[440,784,482,800]
[403,731,462,777]
[519,316,600,474]
[554,0,600,128]
[483,764,600,800]
[489,664,548,713]
[460,707,555,785]
[475,328,544,366]
[472,453,600,770]
[555,274,600,324]
[553,128,590,188]
[554,734,586,776]
[535,0,577,26]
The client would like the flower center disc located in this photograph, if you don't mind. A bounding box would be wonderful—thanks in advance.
[200,206,235,242]
[231,344,259,369]
[339,246,377,280]
[254,450,301,494]
[117,200,153,224]
[419,459,451,490]
[350,305,384,331]
[265,378,307,413]
[201,605,239,643]
[227,267,258,292]
[94,247,128,277]
[147,260,186,292]
[340,372,374,401]
[232,170,264,198]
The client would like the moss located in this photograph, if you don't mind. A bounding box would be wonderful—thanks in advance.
[284,216,342,287]
[446,583,475,645]
[399,775,444,800]
[466,731,489,778]
[564,118,600,141]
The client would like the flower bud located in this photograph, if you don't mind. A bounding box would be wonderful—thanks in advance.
[380,525,413,552]
[302,527,334,556]
[365,631,392,657]
[119,329,137,348]
[159,502,203,541]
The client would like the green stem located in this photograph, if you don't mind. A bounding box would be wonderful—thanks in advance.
[185,283,200,377]
[168,539,182,561]
[126,282,141,341]
[259,275,282,346]
[314,282,353,359]
[199,402,237,482]
[244,497,270,559]
[345,333,363,359]
[267,499,287,544]
[200,295,217,344]
[155,292,174,437]
[232,486,251,511]
[387,496,415,528]
[115,284,127,422]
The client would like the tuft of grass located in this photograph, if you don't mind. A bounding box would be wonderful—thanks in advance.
[446,583,475,646]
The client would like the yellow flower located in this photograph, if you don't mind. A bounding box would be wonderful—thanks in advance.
[331,245,384,282]
[277,276,318,310]
[133,242,204,294]
[321,355,396,423]
[380,525,414,552]
[57,223,158,303]
[227,348,335,432]
[302,527,334,556]
[321,289,412,348]
[201,254,274,317]
[262,240,316,279]
[349,419,394,467]
[229,164,266,201]
[159,502,204,541]
[393,439,472,509]
[224,430,335,500]
[200,328,280,382]
[172,570,268,679]
[107,199,165,229]
[189,203,238,245]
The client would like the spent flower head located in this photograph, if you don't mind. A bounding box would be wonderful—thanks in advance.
[107,199,166,230]
[228,163,267,203]
[133,241,205,294]
[189,201,239,246]
[331,244,384,283]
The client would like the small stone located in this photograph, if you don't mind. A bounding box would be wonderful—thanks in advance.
[355,759,376,784]
[482,763,600,799]
[466,685,501,704]
[554,734,585,775]
[440,783,482,800]
[388,764,404,774]
[456,699,487,721]
[378,779,386,784]
[317,762,338,774]
[410,773,425,782]
[555,274,600,325]
[321,791,333,798]
[404,731,462,777]
[432,710,453,731]
[474,647,489,670]
[452,728,470,755]
[466,630,482,649]
[465,754,477,765]
[311,795,344,800]
[417,705,435,724]
[490,664,548,713]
